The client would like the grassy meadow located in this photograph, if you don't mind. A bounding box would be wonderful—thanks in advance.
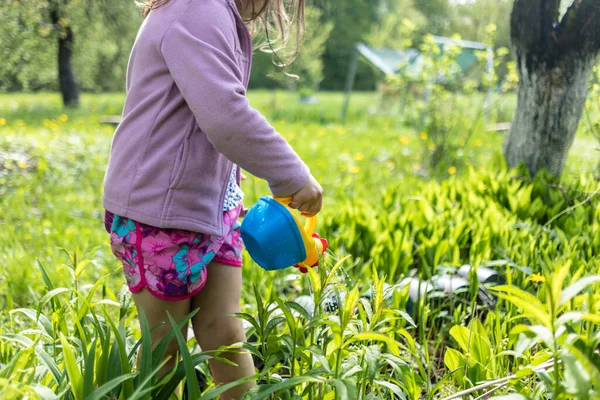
[0,91,599,399]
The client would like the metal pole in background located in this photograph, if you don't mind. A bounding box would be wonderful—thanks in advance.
[341,45,359,124]
[484,46,494,124]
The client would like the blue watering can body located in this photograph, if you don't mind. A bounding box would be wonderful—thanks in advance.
[240,196,308,270]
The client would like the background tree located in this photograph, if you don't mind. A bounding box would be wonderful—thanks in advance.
[0,0,140,99]
[50,0,79,106]
[366,0,425,49]
[504,0,600,177]
[309,0,380,90]
[414,0,451,36]
[259,6,333,97]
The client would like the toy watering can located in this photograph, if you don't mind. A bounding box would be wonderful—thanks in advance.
[240,196,328,273]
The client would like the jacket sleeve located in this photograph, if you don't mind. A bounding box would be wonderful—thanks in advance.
[160,6,310,197]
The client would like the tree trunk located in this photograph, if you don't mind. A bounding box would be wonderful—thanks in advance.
[504,55,595,176]
[50,1,80,107]
[504,0,600,177]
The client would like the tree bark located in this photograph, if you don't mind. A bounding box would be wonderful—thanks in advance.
[504,0,600,177]
[50,1,80,107]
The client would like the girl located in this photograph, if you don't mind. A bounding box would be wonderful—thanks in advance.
[102,0,322,398]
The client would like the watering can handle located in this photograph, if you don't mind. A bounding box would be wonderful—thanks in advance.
[274,197,318,237]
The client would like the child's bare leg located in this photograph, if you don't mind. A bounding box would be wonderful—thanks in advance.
[191,262,256,400]
[132,289,192,378]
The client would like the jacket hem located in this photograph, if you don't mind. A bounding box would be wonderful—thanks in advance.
[103,196,223,236]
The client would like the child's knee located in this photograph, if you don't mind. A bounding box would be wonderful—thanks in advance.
[195,316,245,349]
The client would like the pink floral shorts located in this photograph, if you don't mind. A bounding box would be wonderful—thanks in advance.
[104,206,243,301]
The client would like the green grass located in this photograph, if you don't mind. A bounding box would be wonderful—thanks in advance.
[0,91,599,399]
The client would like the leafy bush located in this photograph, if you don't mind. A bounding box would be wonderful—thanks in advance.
[0,93,599,398]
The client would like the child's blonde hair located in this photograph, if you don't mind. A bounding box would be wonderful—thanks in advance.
[138,0,305,64]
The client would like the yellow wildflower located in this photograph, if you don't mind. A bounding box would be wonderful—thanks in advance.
[354,153,365,161]
[59,114,69,122]
[318,128,326,136]
[0,118,6,126]
[349,166,360,174]
[398,136,410,145]
[529,273,546,283]
[448,166,457,175]
[474,139,483,147]
[17,160,27,169]
[419,132,428,140]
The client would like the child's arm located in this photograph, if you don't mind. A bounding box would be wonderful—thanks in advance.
[160,2,310,199]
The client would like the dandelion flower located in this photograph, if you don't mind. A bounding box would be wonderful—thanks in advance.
[474,139,483,147]
[17,160,27,169]
[0,118,6,126]
[399,136,410,145]
[419,132,428,140]
[448,166,457,175]
[59,114,69,122]
[529,273,546,283]
[354,153,365,161]
[349,166,360,174]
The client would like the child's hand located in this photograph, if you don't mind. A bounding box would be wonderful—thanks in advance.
[288,175,323,217]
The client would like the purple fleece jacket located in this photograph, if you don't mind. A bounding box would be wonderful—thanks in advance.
[102,0,310,236]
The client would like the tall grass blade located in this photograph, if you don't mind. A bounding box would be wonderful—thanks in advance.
[166,312,200,400]
[85,373,136,400]
[59,333,84,400]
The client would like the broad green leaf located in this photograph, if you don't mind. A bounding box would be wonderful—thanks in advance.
[374,379,405,399]
[562,351,590,398]
[550,263,570,313]
[167,312,200,400]
[341,286,360,331]
[224,375,323,400]
[152,308,198,368]
[30,384,59,400]
[449,325,470,353]
[36,288,71,319]
[104,312,133,399]
[444,347,465,371]
[343,332,399,356]
[444,347,465,386]
[559,276,600,307]
[333,378,357,400]
[10,308,53,339]
[490,286,551,327]
[37,260,56,292]
[59,333,83,400]
[364,345,380,384]
[82,339,97,397]
[528,325,556,349]
[84,373,136,400]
